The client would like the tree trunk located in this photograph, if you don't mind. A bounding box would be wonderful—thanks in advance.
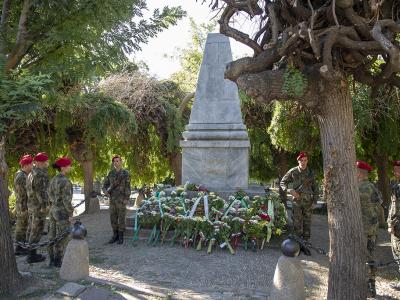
[375,148,390,209]
[169,151,182,186]
[81,160,94,214]
[317,79,367,299]
[0,138,22,295]
[69,142,94,214]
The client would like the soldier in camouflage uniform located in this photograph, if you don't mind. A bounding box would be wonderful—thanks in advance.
[103,155,131,244]
[388,160,400,291]
[47,157,73,267]
[26,152,49,263]
[357,160,382,298]
[13,155,34,255]
[280,152,318,255]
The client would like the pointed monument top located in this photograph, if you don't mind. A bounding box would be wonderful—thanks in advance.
[189,33,244,125]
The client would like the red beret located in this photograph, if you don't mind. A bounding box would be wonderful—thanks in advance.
[393,160,400,167]
[55,157,72,168]
[356,160,373,172]
[19,155,33,166]
[34,152,48,162]
[297,152,307,161]
[112,155,121,162]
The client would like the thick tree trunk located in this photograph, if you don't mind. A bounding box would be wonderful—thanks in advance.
[81,160,94,214]
[317,79,367,299]
[0,138,22,295]
[169,151,182,186]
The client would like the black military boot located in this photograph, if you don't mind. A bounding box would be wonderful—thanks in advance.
[53,255,62,268]
[108,230,119,244]
[14,245,29,256]
[117,231,124,244]
[26,250,46,263]
[368,279,376,298]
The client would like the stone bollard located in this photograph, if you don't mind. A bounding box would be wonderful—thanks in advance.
[60,221,89,281]
[270,239,305,300]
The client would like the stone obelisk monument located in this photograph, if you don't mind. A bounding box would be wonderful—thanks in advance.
[180,33,250,191]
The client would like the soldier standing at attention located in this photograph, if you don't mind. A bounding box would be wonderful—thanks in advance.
[388,160,400,291]
[356,160,381,298]
[26,152,49,263]
[103,155,131,245]
[14,155,34,256]
[280,152,318,255]
[48,157,73,267]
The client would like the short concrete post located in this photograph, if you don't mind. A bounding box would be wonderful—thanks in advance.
[60,221,89,281]
[270,239,305,300]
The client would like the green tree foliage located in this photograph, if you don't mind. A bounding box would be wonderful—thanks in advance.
[268,101,320,153]
[99,71,186,184]
[0,62,52,137]
[1,1,185,77]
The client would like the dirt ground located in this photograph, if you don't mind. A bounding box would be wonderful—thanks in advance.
[10,209,400,300]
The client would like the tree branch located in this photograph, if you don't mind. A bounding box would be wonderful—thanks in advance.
[225,48,279,81]
[371,19,400,79]
[6,0,32,70]
[234,68,319,108]
[218,5,263,54]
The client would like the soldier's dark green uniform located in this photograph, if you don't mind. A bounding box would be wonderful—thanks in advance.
[103,168,131,243]
[280,166,318,240]
[359,179,381,291]
[47,173,73,267]
[26,167,49,244]
[389,180,400,269]
[14,170,29,253]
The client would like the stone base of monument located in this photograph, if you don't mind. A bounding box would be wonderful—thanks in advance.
[60,239,89,281]
[270,255,305,300]
[87,196,100,214]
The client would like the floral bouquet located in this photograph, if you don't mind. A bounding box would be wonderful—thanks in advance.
[214,220,235,255]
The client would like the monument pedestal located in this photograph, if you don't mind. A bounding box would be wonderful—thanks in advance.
[180,33,250,192]
[181,140,249,190]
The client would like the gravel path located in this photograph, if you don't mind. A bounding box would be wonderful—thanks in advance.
[15,209,400,299]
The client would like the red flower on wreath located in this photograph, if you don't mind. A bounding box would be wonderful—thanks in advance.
[259,213,271,221]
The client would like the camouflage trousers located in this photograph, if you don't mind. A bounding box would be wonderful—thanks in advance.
[26,211,46,244]
[15,211,29,242]
[47,210,71,259]
[391,234,400,273]
[292,193,313,240]
[110,197,127,232]
[366,235,377,283]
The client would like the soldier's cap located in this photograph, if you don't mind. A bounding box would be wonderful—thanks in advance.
[55,157,72,168]
[112,155,121,162]
[393,160,400,167]
[356,160,373,172]
[297,152,307,161]
[34,152,48,162]
[19,154,33,166]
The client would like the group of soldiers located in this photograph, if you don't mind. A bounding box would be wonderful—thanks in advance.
[13,153,132,268]
[13,149,400,296]
[280,151,400,297]
[13,152,73,267]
